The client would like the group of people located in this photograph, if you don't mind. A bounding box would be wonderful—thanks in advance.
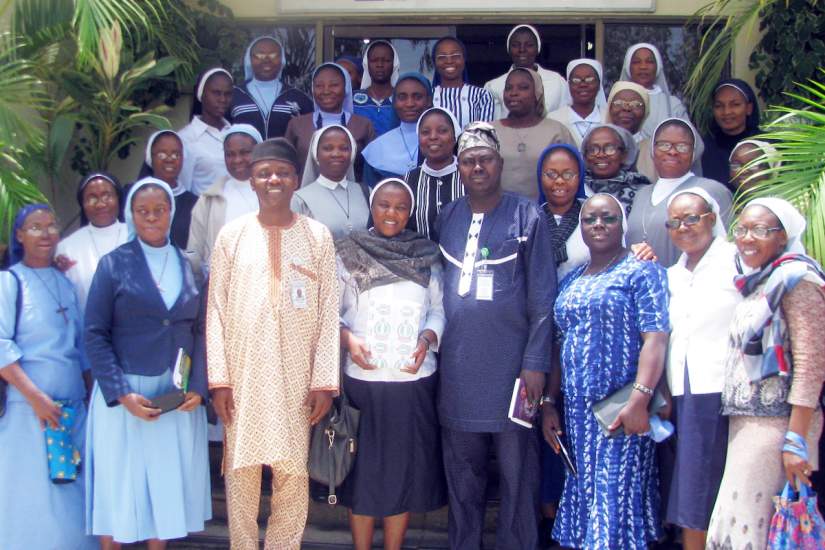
[1,22,821,550]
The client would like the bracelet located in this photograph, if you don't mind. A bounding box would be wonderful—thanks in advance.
[783,431,809,461]
[418,333,434,348]
[540,395,556,406]
[632,382,654,396]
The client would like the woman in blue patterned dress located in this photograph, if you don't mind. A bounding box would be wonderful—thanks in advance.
[551,193,670,549]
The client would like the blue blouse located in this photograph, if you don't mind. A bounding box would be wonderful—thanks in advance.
[555,255,670,401]
[353,91,399,137]
[0,264,87,402]
[84,239,207,405]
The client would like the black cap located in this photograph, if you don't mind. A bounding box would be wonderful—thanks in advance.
[250,138,300,169]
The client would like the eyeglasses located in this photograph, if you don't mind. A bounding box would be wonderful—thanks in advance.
[654,141,692,154]
[664,212,712,229]
[611,99,644,110]
[84,192,117,207]
[542,170,578,182]
[732,224,784,239]
[21,225,59,237]
[435,53,463,62]
[252,52,280,62]
[153,151,181,161]
[581,214,621,226]
[570,76,597,85]
[458,155,498,169]
[729,162,762,174]
[585,144,623,157]
[252,171,296,182]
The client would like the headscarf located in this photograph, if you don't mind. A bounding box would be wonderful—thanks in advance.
[667,186,726,237]
[565,58,608,109]
[507,24,542,54]
[604,81,651,135]
[745,197,807,255]
[124,178,176,242]
[417,107,460,178]
[140,130,184,187]
[581,193,628,246]
[222,123,263,146]
[506,67,546,117]
[710,78,760,137]
[396,72,433,99]
[537,144,588,265]
[301,124,358,186]
[76,172,124,226]
[730,139,781,169]
[311,62,354,129]
[10,203,52,265]
[457,121,500,155]
[650,117,705,164]
[360,40,401,89]
[581,123,639,170]
[250,138,301,170]
[243,36,286,82]
[620,43,670,95]
[191,67,233,118]
[431,36,469,86]
[336,178,439,292]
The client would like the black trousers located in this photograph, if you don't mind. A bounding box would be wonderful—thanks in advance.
[442,427,540,550]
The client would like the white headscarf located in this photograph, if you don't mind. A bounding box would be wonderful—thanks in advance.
[243,36,286,82]
[507,24,542,54]
[620,43,669,95]
[745,197,807,254]
[369,177,416,211]
[667,187,726,237]
[301,124,358,186]
[416,107,460,178]
[360,40,401,89]
[311,62,355,127]
[729,139,781,169]
[124,177,176,242]
[222,124,263,145]
[565,58,608,109]
[650,117,705,164]
[581,192,628,246]
[196,68,233,101]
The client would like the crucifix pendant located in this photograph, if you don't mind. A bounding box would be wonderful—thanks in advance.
[56,305,69,324]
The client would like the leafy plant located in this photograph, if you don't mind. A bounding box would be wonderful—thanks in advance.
[0,143,48,247]
[735,71,825,264]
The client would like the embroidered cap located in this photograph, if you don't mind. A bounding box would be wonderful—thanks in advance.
[457,121,500,156]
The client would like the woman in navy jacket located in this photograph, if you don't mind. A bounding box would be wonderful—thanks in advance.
[84,177,211,550]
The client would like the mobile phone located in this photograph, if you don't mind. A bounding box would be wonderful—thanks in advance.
[552,431,577,477]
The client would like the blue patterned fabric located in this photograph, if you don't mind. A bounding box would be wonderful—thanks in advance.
[46,401,82,483]
[552,255,669,549]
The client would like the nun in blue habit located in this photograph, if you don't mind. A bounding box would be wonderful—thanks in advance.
[0,204,97,549]
[361,72,433,188]
[84,178,211,545]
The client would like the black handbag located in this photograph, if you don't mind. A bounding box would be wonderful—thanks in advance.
[308,392,360,505]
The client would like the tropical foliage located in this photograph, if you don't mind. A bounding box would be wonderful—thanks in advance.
[735,72,825,265]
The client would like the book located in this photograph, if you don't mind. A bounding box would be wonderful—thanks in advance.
[508,378,539,428]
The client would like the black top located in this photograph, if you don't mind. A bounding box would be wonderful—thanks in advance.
[230,83,313,140]
[172,191,198,250]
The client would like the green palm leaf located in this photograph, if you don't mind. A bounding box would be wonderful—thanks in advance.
[0,143,48,245]
[0,35,47,145]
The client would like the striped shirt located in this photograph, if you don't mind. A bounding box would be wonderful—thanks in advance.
[404,165,464,241]
[432,84,495,131]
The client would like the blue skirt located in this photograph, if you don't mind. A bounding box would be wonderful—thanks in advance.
[553,395,661,550]
[85,373,211,542]
[0,399,97,549]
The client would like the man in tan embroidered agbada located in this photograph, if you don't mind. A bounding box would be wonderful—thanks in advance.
[207,138,339,550]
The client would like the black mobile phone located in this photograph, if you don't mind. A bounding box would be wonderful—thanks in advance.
[553,432,577,478]
[150,391,186,414]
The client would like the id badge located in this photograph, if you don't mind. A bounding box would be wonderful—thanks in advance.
[476,271,494,301]
[290,279,308,309]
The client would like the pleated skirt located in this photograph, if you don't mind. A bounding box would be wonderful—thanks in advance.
[85,373,212,542]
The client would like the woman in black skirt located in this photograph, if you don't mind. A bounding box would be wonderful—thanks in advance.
[336,177,447,550]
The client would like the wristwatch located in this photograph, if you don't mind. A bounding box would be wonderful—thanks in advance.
[540,395,557,406]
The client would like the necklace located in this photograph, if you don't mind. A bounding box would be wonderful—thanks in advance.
[327,186,352,232]
[149,250,171,293]
[87,224,123,261]
[584,248,625,277]
[30,268,69,324]
[399,129,417,170]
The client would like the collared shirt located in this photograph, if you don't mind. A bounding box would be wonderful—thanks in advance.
[548,104,604,147]
[178,116,231,195]
[667,237,740,396]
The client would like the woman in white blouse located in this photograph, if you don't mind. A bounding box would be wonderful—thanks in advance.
[664,187,740,550]
[55,172,128,310]
[336,178,446,550]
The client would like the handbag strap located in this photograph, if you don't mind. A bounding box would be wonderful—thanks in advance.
[327,446,337,505]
